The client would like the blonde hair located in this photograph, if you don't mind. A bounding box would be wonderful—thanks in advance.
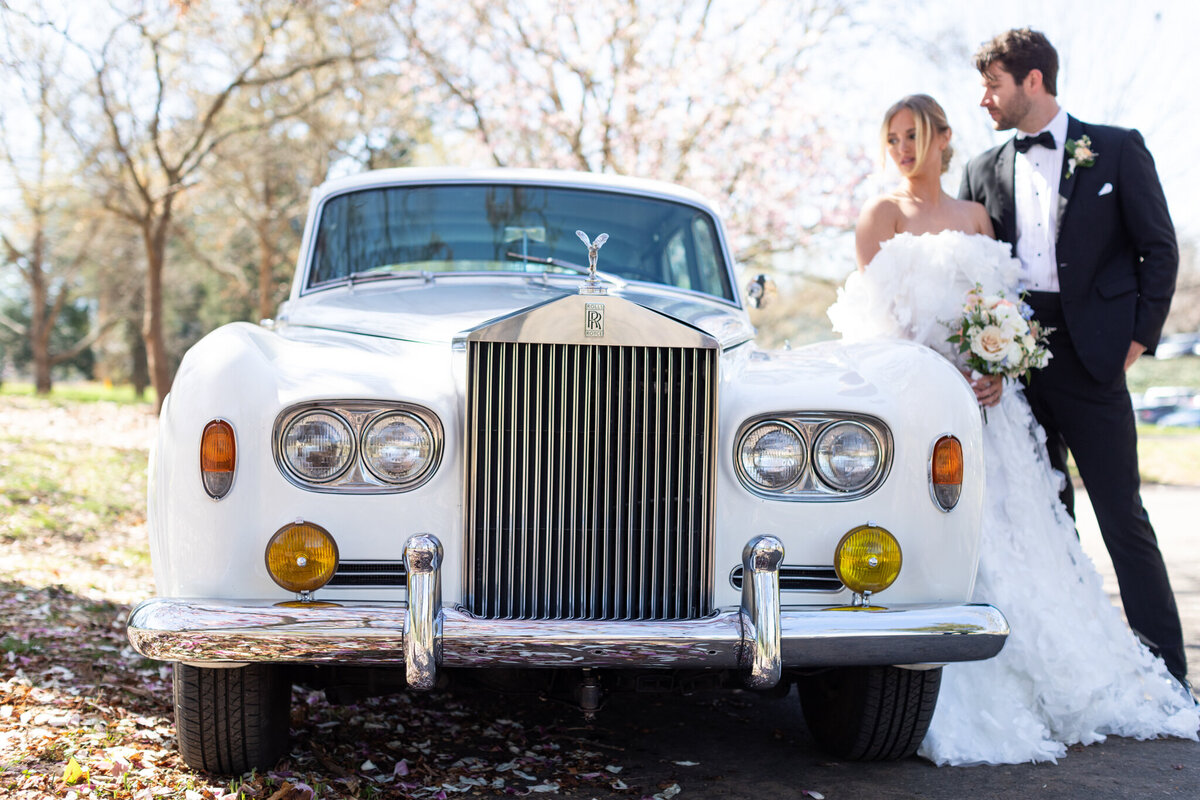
[880,94,954,174]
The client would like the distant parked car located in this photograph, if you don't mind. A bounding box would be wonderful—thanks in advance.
[1134,386,1198,424]
[1156,408,1200,427]
[1152,333,1200,359]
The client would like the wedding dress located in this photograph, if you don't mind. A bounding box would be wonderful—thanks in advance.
[827,230,1199,766]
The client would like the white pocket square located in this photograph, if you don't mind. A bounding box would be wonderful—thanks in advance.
[1098,182,1113,196]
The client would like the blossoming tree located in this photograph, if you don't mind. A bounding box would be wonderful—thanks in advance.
[382,0,872,266]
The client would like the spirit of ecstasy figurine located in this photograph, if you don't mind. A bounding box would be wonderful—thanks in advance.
[575,230,608,281]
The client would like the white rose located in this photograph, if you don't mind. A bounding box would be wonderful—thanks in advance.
[992,302,1027,334]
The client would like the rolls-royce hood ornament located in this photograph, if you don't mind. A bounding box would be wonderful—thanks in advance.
[575,230,609,296]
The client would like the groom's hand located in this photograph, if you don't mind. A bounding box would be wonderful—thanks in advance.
[1125,341,1147,372]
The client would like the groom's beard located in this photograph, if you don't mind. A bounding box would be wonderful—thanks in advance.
[991,91,1033,132]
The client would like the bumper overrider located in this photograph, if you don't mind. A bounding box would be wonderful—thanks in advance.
[127,535,1009,689]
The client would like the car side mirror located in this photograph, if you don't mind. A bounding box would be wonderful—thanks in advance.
[745,274,777,310]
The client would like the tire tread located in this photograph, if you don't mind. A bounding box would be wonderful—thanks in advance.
[798,665,941,761]
[174,663,289,774]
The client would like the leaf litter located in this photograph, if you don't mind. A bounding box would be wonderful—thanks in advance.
[1,396,708,798]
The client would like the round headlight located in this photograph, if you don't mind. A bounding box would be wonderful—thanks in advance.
[282,411,354,482]
[265,521,339,593]
[361,412,434,484]
[814,421,881,491]
[835,524,902,595]
[738,422,806,491]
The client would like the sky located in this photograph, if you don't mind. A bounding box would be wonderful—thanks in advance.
[842,0,1200,239]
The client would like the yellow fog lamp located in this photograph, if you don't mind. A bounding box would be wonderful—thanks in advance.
[265,521,339,594]
[834,524,902,597]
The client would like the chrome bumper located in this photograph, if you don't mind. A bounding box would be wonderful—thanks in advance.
[127,535,1008,690]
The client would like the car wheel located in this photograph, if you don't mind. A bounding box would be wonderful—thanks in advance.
[173,663,291,774]
[796,665,941,760]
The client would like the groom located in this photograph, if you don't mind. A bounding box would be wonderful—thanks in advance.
[959,29,1188,691]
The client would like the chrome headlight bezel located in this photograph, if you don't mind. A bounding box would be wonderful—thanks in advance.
[360,411,436,485]
[732,412,892,501]
[813,420,884,493]
[280,410,355,483]
[736,421,807,492]
[274,401,443,493]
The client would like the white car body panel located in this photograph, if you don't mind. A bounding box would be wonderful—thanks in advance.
[137,166,1002,682]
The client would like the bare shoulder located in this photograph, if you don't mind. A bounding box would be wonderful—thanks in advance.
[959,198,995,237]
[856,193,904,235]
[855,194,904,267]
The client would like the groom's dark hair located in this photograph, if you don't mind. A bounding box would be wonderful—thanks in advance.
[975,28,1058,96]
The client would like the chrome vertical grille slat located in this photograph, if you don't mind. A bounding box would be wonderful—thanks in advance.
[466,341,716,621]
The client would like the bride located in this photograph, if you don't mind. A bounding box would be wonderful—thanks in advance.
[827,94,1199,766]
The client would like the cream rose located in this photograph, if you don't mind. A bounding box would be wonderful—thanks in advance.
[969,325,1016,363]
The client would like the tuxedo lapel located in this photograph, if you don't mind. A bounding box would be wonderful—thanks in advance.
[1056,115,1085,243]
[994,140,1017,246]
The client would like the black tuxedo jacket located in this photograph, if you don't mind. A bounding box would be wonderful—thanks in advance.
[959,116,1178,383]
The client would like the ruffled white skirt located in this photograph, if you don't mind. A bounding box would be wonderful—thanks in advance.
[828,231,1199,765]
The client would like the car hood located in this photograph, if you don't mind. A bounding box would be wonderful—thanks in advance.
[277,278,755,349]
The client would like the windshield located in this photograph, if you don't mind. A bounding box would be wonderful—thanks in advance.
[308,184,734,301]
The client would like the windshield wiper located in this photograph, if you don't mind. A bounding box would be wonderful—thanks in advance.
[345,268,434,286]
[504,251,627,288]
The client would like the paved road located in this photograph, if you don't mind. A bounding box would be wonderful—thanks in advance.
[479,486,1200,799]
[1078,485,1200,671]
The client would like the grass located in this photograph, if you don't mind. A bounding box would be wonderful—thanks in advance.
[0,380,156,406]
[1126,354,1200,395]
[1132,425,1200,485]
[0,437,148,544]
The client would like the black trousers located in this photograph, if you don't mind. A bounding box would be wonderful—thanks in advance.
[1023,291,1187,680]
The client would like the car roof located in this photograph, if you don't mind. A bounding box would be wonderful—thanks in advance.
[311,167,721,215]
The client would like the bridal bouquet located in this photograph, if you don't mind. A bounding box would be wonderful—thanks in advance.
[946,283,1052,387]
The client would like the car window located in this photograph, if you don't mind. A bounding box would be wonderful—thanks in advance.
[308,184,734,301]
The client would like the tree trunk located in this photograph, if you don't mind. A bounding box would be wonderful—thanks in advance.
[257,222,275,323]
[29,231,52,395]
[142,214,173,413]
[33,350,52,394]
[129,320,149,400]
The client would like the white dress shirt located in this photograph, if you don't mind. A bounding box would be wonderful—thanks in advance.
[1013,108,1069,292]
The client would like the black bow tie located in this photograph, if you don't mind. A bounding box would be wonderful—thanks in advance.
[1014,131,1056,153]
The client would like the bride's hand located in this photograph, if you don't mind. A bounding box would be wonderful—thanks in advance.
[971,374,1003,407]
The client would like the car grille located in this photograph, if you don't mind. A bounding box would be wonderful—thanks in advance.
[465,341,717,620]
[728,565,844,592]
[328,561,407,587]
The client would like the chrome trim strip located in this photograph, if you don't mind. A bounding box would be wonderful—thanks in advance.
[741,536,784,689]
[403,534,442,689]
[127,601,1008,668]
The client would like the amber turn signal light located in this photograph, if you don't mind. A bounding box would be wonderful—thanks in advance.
[200,419,236,499]
[265,521,339,594]
[930,435,963,511]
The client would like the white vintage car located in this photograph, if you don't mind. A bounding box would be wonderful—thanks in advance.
[127,168,1008,774]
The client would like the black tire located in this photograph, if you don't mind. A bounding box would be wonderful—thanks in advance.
[797,665,941,760]
[173,663,291,774]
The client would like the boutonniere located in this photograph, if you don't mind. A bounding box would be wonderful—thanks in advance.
[1064,135,1097,179]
